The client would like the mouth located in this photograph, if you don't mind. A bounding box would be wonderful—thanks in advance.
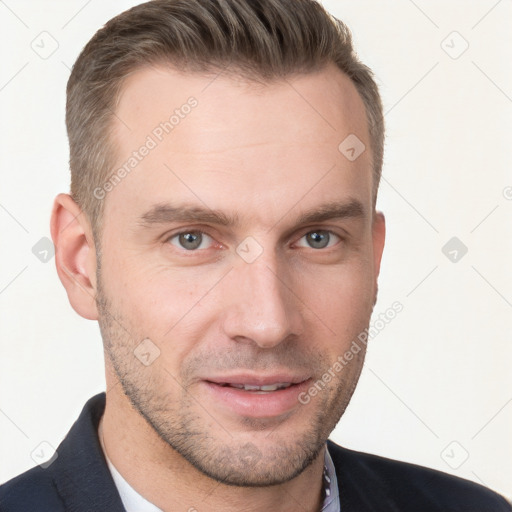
[212,382,295,392]
[201,375,311,419]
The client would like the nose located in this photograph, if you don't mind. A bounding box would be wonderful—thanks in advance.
[221,255,303,349]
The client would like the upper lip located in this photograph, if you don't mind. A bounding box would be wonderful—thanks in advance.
[203,373,310,386]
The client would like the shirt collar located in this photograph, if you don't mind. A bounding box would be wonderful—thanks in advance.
[104,451,163,512]
[322,445,341,511]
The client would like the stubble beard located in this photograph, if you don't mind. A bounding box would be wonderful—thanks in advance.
[95,275,367,487]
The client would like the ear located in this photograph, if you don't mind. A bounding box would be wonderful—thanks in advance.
[372,211,386,280]
[50,193,99,320]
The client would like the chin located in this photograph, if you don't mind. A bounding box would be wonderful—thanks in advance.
[182,439,324,487]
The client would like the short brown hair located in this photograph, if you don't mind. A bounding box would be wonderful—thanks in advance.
[66,0,384,237]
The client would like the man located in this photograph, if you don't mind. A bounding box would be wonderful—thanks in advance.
[0,0,509,510]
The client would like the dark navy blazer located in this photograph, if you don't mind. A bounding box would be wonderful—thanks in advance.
[1,393,510,511]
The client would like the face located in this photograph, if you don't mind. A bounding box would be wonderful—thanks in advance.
[95,63,384,486]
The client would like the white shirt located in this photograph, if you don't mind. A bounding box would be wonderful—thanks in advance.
[105,453,163,512]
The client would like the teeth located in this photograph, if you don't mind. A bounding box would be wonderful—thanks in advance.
[228,383,292,391]
[257,384,281,391]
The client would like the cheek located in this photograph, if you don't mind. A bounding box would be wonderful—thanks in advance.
[296,263,375,358]
[303,259,374,314]
[102,257,222,357]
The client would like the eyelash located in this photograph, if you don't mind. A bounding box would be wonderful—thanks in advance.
[168,231,217,251]
[165,229,342,252]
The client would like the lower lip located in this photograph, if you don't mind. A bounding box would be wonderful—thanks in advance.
[202,380,310,419]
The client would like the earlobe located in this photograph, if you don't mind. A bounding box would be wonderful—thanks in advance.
[50,193,99,320]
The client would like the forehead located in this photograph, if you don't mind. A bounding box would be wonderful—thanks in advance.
[103,64,372,229]
[114,63,369,148]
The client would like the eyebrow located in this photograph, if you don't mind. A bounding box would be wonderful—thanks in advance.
[138,203,238,227]
[137,199,366,230]
[294,199,366,226]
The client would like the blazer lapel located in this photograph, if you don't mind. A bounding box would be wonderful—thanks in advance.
[50,393,126,512]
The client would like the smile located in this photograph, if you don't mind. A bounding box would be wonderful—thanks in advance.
[201,376,311,418]
[217,382,293,392]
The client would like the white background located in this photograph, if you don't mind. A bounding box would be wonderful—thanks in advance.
[0,0,511,500]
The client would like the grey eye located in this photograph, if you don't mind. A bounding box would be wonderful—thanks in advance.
[296,230,340,250]
[169,232,213,251]
[180,233,202,250]
[305,231,331,249]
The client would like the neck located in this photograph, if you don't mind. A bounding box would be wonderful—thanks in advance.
[100,378,325,512]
